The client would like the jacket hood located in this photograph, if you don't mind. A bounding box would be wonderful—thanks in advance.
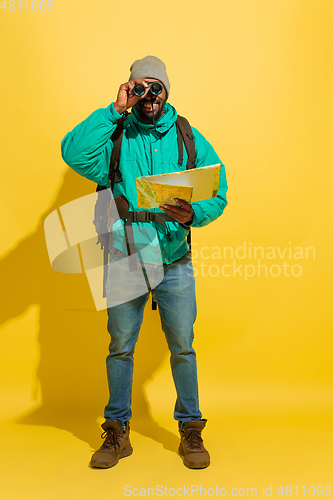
[131,102,178,136]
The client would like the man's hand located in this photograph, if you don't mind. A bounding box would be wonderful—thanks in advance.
[159,199,194,225]
[114,79,150,114]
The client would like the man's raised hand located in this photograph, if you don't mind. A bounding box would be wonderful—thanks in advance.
[114,79,149,114]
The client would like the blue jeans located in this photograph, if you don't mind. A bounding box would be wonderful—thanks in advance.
[104,250,202,424]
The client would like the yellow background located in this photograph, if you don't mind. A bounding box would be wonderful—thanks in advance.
[1,0,332,498]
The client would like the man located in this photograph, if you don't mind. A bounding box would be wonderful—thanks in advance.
[61,55,228,469]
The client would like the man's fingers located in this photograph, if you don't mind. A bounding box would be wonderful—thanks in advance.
[116,79,152,112]
[160,208,189,223]
[126,79,150,107]
[159,200,194,224]
[163,205,187,216]
[167,199,192,214]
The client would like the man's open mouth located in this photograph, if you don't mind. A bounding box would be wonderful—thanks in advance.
[140,100,160,113]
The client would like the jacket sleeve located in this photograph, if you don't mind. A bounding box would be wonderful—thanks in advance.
[61,103,123,187]
[183,127,228,228]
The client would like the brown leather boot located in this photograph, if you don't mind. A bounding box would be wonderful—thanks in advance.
[90,420,133,468]
[178,419,210,469]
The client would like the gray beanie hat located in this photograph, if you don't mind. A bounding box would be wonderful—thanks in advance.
[129,55,170,99]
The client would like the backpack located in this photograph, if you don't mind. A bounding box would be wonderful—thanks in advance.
[93,112,196,308]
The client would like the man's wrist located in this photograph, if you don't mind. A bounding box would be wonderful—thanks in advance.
[182,204,202,228]
[113,102,126,115]
[108,102,123,122]
[181,217,193,229]
[184,209,194,226]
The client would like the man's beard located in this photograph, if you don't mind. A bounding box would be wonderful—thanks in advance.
[135,97,166,124]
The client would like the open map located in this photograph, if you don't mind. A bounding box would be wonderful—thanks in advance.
[136,164,221,209]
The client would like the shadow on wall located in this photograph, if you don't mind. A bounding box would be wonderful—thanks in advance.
[0,169,179,452]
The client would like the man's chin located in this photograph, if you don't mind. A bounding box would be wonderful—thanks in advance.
[135,103,164,124]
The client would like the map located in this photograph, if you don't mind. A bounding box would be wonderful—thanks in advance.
[136,164,221,209]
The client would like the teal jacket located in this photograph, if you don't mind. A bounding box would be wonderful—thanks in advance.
[61,102,228,264]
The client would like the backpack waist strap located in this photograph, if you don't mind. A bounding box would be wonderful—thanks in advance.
[117,210,176,227]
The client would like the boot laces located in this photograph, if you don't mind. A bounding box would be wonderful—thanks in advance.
[184,429,204,450]
[100,429,123,451]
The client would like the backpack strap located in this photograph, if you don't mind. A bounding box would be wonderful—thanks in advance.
[176,121,184,166]
[175,115,195,250]
[108,117,125,191]
[94,117,125,297]
[176,115,197,170]
[95,117,125,193]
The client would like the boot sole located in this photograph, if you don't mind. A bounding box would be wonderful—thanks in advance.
[178,444,210,469]
[90,443,133,469]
